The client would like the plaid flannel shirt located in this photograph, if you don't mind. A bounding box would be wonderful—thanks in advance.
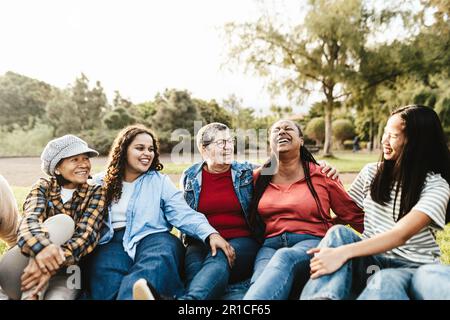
[17,177,106,265]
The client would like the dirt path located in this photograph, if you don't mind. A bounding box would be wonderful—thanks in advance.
[0,157,358,187]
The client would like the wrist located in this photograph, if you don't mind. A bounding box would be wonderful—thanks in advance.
[208,232,219,240]
[337,246,352,261]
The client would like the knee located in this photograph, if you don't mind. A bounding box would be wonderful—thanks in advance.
[163,233,184,256]
[44,214,75,244]
[271,248,306,267]
[322,225,357,247]
[45,214,75,232]
[206,250,229,269]
[412,265,444,292]
[369,269,402,286]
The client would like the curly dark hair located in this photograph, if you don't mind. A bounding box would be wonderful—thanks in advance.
[104,124,163,206]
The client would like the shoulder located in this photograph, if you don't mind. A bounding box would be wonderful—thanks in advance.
[85,182,104,194]
[232,161,257,171]
[422,172,450,194]
[30,177,51,191]
[362,162,379,173]
[182,162,203,178]
[358,162,379,181]
[90,171,106,186]
[141,170,169,185]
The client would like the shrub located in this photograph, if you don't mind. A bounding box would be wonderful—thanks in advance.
[305,117,325,145]
[332,119,355,145]
[78,129,120,155]
[0,123,53,156]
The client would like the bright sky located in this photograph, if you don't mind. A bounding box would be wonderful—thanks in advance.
[0,0,419,115]
[0,0,313,115]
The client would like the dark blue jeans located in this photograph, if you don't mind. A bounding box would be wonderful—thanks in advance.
[182,237,260,300]
[86,230,185,300]
[300,225,420,300]
[243,232,322,300]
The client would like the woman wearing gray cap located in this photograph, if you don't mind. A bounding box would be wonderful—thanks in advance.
[0,134,106,300]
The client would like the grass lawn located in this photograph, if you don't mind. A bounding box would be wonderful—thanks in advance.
[316,152,379,172]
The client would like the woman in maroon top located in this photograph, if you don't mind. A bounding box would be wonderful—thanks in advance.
[179,123,261,300]
[243,119,364,300]
[179,122,339,300]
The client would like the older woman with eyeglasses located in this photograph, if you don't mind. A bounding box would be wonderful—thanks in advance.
[177,123,262,300]
[178,122,339,300]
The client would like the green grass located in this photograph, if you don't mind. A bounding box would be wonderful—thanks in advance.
[11,186,29,210]
[437,225,450,265]
[317,152,379,173]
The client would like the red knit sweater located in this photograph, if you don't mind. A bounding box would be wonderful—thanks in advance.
[198,168,251,240]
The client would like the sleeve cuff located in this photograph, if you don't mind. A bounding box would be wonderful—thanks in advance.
[60,246,75,266]
[20,236,52,257]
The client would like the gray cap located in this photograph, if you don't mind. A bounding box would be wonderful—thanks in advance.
[40,135,99,176]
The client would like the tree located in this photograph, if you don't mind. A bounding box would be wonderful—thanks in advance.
[151,89,201,152]
[0,72,55,130]
[45,90,82,136]
[70,74,108,131]
[194,98,232,127]
[224,0,417,156]
[225,0,380,156]
[113,90,133,110]
[269,105,293,119]
[103,107,136,130]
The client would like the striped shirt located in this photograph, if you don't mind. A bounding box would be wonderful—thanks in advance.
[17,177,106,265]
[348,162,449,264]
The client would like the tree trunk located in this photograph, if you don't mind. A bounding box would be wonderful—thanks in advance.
[369,114,374,152]
[323,100,333,157]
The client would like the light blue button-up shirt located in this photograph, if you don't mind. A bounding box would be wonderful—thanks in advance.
[92,170,217,260]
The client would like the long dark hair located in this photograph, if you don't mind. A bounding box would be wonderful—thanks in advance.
[371,105,450,223]
[104,124,163,206]
[248,121,329,230]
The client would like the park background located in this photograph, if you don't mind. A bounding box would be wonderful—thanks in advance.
[0,0,449,263]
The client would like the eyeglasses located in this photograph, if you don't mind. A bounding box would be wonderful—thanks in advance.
[208,138,235,148]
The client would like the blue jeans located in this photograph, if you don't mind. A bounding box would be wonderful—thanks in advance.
[86,229,185,300]
[300,225,420,300]
[411,264,450,300]
[182,237,260,300]
[357,268,418,300]
[243,232,322,300]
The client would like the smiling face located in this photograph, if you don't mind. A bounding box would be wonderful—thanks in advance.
[55,153,91,188]
[381,114,406,162]
[269,120,303,155]
[202,129,234,165]
[125,133,155,179]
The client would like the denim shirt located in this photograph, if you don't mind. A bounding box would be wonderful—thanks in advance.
[92,170,217,260]
[179,160,265,241]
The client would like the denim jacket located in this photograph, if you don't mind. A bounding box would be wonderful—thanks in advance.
[92,170,217,260]
[179,160,265,242]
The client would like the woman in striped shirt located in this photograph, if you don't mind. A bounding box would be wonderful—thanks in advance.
[301,105,450,300]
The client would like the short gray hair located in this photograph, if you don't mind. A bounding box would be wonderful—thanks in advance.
[196,122,229,151]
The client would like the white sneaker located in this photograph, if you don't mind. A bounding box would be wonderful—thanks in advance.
[133,279,155,300]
